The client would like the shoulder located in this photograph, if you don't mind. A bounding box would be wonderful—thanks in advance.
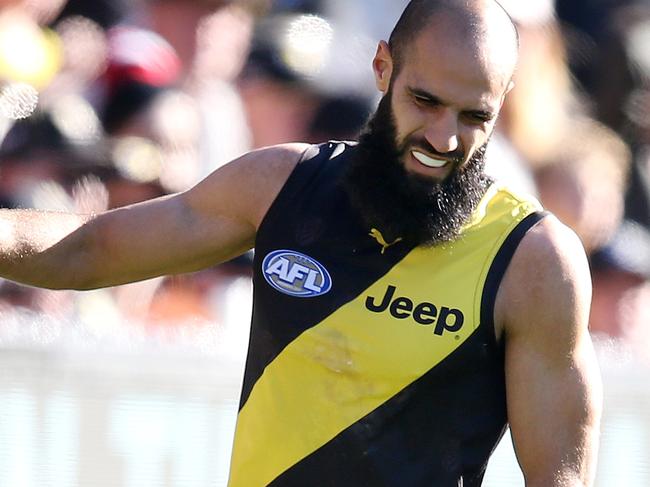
[495,215,592,344]
[182,143,312,229]
[220,143,313,181]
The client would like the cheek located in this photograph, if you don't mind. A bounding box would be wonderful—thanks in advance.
[392,102,426,143]
[462,126,492,158]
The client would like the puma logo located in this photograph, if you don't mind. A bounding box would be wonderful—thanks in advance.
[369,228,403,254]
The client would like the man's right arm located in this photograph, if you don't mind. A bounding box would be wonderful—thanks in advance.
[0,143,308,290]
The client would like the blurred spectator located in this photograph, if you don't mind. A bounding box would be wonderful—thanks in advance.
[556,1,650,237]
[272,0,323,15]
[237,9,374,148]
[305,94,371,143]
[52,15,109,93]
[99,26,181,135]
[54,0,129,30]
[497,0,581,168]
[193,4,254,176]
[144,0,228,77]
[619,4,650,232]
[627,149,650,228]
[555,0,640,133]
[237,13,325,147]
[535,117,631,254]
[590,220,650,355]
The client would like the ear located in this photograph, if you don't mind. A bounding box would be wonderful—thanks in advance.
[499,79,516,108]
[373,40,394,94]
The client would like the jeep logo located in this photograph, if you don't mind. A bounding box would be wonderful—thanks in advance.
[365,285,465,335]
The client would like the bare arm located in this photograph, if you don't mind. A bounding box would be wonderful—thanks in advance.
[0,144,308,290]
[495,216,602,487]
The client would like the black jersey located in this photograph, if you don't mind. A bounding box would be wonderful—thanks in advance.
[228,142,545,486]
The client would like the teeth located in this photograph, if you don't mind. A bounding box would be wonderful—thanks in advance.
[412,151,448,168]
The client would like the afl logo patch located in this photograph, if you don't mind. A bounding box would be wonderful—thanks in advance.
[262,250,332,298]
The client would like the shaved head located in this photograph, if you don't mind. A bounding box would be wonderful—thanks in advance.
[388,0,519,79]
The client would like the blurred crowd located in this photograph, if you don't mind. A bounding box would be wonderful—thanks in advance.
[0,0,649,356]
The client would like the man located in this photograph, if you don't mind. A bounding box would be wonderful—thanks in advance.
[0,0,602,486]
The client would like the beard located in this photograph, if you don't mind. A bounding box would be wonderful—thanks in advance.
[342,92,492,248]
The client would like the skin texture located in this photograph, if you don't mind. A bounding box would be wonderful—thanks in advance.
[0,1,601,485]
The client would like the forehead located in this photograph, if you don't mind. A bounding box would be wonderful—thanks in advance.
[396,23,514,110]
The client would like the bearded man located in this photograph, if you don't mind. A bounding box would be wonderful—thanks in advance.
[0,1,601,486]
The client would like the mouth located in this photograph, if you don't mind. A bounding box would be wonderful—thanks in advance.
[411,150,451,169]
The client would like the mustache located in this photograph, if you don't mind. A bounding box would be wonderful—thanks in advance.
[399,137,465,165]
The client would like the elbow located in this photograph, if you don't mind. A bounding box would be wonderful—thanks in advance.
[50,224,106,291]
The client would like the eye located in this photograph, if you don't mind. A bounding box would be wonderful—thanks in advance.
[411,93,439,107]
[464,112,493,125]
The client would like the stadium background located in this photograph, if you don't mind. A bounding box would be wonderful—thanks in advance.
[1,0,650,485]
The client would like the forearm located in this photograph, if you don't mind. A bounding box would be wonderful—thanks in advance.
[0,208,92,289]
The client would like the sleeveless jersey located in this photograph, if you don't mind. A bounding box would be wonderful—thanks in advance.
[228,142,545,487]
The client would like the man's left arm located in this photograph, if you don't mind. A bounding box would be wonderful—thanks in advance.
[495,216,603,487]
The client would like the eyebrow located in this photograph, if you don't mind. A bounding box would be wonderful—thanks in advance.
[407,87,445,105]
[406,86,496,119]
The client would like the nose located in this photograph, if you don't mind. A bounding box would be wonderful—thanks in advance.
[424,109,459,154]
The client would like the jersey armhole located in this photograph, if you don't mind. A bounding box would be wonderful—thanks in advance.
[479,211,550,348]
